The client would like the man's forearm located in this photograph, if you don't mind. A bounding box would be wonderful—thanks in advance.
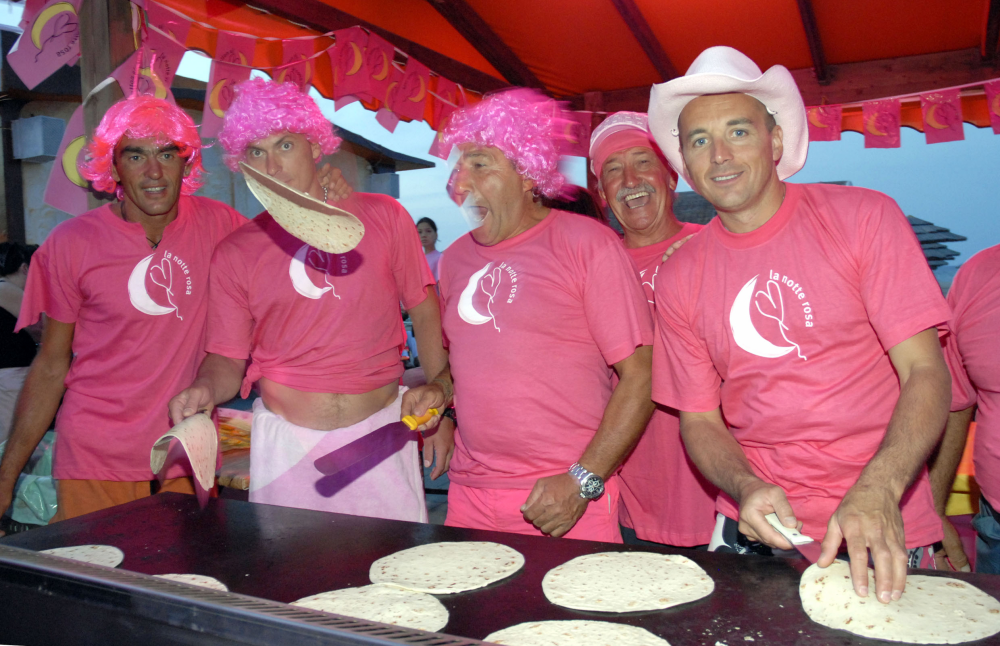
[409,291,448,388]
[194,353,247,405]
[856,362,951,499]
[0,361,68,496]
[578,347,655,479]
[928,406,974,516]
[680,410,761,504]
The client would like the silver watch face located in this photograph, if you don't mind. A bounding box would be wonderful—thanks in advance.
[579,473,605,500]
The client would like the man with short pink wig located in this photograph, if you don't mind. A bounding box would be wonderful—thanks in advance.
[170,79,450,523]
[407,89,655,542]
[0,95,246,522]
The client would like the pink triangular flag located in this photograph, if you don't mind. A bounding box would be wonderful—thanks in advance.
[144,1,191,46]
[806,105,842,142]
[555,110,592,157]
[7,0,83,90]
[330,26,371,102]
[276,38,314,90]
[201,31,256,138]
[432,77,464,130]
[376,107,400,133]
[390,57,430,122]
[43,105,89,216]
[863,99,901,148]
[428,129,453,160]
[920,89,964,144]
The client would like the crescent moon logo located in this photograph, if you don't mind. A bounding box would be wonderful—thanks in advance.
[372,51,389,81]
[458,263,502,331]
[31,1,76,50]
[865,114,887,137]
[807,108,829,129]
[925,104,949,130]
[385,81,398,105]
[729,275,805,360]
[408,75,426,103]
[140,67,168,100]
[62,135,87,188]
[289,244,340,300]
[564,121,578,144]
[239,52,248,66]
[208,79,232,118]
[347,42,363,75]
[128,254,179,318]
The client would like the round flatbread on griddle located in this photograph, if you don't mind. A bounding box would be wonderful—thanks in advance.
[542,552,714,612]
[154,573,228,591]
[41,544,124,568]
[369,541,524,594]
[800,560,1000,644]
[486,620,671,646]
[293,583,448,632]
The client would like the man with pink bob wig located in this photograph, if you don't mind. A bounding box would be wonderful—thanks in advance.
[0,95,246,522]
[407,89,656,542]
[170,79,451,523]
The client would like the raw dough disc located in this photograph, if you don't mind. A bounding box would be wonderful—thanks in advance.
[369,541,524,593]
[486,620,671,646]
[800,560,1000,644]
[41,545,124,568]
[293,583,448,632]
[154,573,228,591]
[542,552,714,612]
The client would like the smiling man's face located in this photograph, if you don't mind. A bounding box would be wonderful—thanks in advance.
[111,136,187,219]
[599,145,676,241]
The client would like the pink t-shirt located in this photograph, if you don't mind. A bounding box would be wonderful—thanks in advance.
[440,209,654,489]
[944,245,1000,509]
[652,183,949,547]
[425,249,442,280]
[206,192,434,395]
[17,197,245,480]
[619,222,719,546]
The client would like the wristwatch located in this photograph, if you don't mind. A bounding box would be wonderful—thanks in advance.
[568,462,605,500]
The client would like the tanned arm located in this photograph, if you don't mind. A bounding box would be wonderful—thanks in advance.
[927,406,974,571]
[168,353,247,425]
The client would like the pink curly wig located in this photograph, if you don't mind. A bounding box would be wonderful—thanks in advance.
[443,88,566,197]
[80,95,204,199]
[219,78,341,172]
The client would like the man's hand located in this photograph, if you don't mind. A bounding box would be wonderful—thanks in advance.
[736,479,798,550]
[661,234,695,261]
[168,382,215,426]
[423,416,455,479]
[521,473,589,537]
[400,382,449,432]
[318,164,353,202]
[934,515,971,571]
[819,484,907,603]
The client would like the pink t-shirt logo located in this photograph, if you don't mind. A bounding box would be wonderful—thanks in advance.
[729,272,812,361]
[289,243,344,300]
[457,261,519,332]
[639,267,658,305]
[127,251,189,320]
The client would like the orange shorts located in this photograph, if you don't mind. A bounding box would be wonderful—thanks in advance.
[50,477,196,523]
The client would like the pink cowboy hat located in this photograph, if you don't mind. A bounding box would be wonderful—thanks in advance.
[647,46,808,185]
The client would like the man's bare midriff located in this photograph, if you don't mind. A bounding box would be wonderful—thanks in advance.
[258,378,399,431]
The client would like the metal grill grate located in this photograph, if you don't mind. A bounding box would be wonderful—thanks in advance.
[0,544,485,646]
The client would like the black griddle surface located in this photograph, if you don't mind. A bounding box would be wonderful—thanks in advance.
[4,493,1000,645]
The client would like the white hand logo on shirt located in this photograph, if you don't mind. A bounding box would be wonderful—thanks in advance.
[128,253,182,320]
[729,275,806,360]
[639,267,658,304]
[289,244,341,300]
[458,262,503,331]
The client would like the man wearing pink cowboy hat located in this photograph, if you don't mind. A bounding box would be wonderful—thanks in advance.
[588,112,717,547]
[647,46,951,601]
[410,89,655,542]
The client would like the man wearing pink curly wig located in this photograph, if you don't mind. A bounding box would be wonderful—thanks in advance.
[0,95,247,522]
[408,89,655,542]
[170,79,450,523]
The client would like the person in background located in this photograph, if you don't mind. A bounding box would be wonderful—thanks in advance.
[417,217,442,280]
[0,242,37,443]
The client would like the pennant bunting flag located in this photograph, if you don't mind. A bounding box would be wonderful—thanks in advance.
[365,33,395,106]
[982,79,1000,135]
[390,57,430,122]
[145,1,191,46]
[375,66,405,132]
[201,32,256,138]
[431,77,464,131]
[556,110,592,157]
[920,89,964,144]
[277,38,314,90]
[428,129,453,160]
[862,99,901,148]
[806,105,842,142]
[43,105,88,216]
[330,26,371,102]
[7,0,83,90]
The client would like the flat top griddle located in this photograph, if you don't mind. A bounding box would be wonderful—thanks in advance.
[3,493,1000,645]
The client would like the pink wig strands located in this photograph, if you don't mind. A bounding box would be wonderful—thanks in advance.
[443,88,567,198]
[219,78,341,172]
[80,95,205,199]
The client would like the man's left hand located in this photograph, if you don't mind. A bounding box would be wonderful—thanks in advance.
[318,164,353,202]
[423,416,455,479]
[661,234,695,261]
[819,484,907,604]
[521,473,589,537]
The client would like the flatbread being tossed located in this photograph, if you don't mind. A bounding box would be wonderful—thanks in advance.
[800,560,1000,644]
[369,542,524,593]
[150,413,217,492]
[486,620,671,646]
[41,545,124,568]
[542,552,714,612]
[293,584,448,632]
[154,573,228,591]
[240,162,364,254]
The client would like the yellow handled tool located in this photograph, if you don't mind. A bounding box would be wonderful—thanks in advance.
[401,408,439,430]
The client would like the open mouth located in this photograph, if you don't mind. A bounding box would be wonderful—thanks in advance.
[463,205,488,224]
[622,191,651,208]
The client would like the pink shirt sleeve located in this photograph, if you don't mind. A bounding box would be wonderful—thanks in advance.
[652,272,722,413]
[385,198,435,310]
[857,195,950,350]
[16,231,82,329]
[583,244,654,366]
[944,267,978,412]
[205,244,254,360]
